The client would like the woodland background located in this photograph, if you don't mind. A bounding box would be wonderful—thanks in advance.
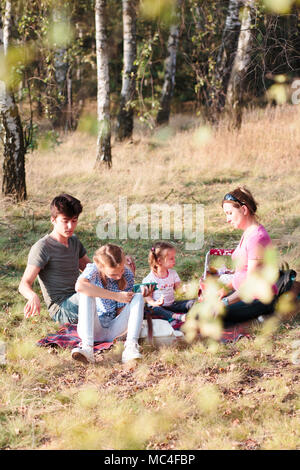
[1,0,300,199]
[0,0,300,451]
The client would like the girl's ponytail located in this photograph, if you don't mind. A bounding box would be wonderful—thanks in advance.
[148,241,175,273]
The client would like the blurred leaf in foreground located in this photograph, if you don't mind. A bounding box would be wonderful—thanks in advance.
[140,0,177,23]
[183,277,224,343]
[263,0,294,14]
[0,45,34,90]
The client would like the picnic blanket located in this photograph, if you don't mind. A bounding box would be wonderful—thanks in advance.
[37,318,251,351]
[37,323,114,353]
[170,318,251,344]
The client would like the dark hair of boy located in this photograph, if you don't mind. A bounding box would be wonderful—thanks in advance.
[50,194,83,219]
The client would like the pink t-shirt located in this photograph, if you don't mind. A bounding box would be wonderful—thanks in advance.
[231,224,272,291]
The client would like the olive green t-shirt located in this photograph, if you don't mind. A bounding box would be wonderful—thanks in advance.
[27,234,86,317]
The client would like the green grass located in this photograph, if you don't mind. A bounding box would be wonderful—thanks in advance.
[0,106,300,449]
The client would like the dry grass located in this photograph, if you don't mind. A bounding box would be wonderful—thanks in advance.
[0,104,300,450]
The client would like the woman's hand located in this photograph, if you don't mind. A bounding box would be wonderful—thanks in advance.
[217,287,228,300]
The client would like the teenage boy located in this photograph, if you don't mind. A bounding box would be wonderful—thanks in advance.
[19,194,91,324]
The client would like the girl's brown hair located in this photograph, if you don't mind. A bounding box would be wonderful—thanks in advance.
[93,244,127,290]
[148,241,175,273]
[222,186,258,215]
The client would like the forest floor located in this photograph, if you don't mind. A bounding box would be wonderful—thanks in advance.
[0,105,299,450]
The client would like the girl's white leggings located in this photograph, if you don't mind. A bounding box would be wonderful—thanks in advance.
[77,293,144,348]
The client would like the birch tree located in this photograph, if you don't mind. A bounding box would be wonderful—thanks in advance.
[0,0,27,201]
[156,0,182,125]
[95,0,112,167]
[116,0,137,141]
[52,7,69,129]
[214,0,242,112]
[226,0,255,128]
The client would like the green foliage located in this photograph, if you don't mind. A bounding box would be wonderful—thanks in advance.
[1,0,299,137]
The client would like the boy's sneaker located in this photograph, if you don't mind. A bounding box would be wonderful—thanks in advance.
[71,344,95,364]
[122,341,142,363]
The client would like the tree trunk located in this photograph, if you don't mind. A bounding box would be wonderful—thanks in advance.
[156,0,182,126]
[116,0,137,141]
[226,0,255,128]
[95,0,112,168]
[214,0,242,112]
[0,0,27,201]
[52,7,69,129]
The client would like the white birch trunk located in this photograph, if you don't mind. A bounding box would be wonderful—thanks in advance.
[214,0,242,110]
[52,8,69,129]
[226,0,255,127]
[0,1,27,201]
[156,0,182,125]
[116,0,137,141]
[95,0,112,167]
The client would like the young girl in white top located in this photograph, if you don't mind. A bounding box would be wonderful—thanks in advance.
[142,241,195,322]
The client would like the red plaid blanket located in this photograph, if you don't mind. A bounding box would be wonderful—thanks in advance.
[37,318,251,351]
[37,323,114,352]
[170,318,251,343]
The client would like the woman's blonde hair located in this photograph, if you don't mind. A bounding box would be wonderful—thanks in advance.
[93,244,127,290]
[148,241,175,273]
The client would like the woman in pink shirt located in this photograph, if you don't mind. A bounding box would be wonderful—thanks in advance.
[219,187,276,326]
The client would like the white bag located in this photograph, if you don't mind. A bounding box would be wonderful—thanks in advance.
[139,319,184,346]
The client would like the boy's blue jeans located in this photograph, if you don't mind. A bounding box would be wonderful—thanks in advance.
[149,299,195,321]
[52,293,79,324]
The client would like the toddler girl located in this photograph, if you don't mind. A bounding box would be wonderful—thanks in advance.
[72,243,144,364]
[142,241,195,322]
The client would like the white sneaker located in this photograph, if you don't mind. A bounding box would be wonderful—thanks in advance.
[71,345,95,364]
[122,341,142,363]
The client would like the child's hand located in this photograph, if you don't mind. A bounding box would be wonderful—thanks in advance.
[152,295,164,307]
[115,291,135,303]
[140,284,156,297]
